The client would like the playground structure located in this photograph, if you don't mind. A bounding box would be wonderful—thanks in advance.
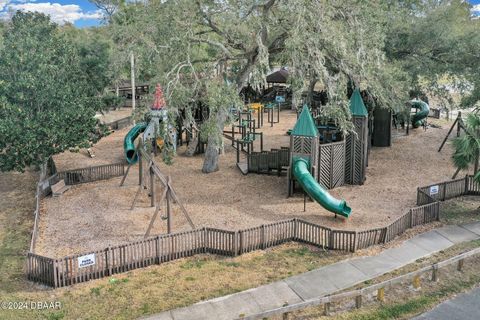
[124,84,177,164]
[27,91,464,288]
[223,101,281,174]
[121,141,194,236]
[121,85,195,236]
[410,99,430,128]
[233,89,372,218]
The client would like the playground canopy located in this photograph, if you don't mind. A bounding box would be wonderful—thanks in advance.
[266,69,289,84]
[291,106,319,137]
[349,89,368,117]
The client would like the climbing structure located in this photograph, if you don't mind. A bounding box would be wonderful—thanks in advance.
[287,107,351,218]
[345,89,369,185]
[124,84,177,164]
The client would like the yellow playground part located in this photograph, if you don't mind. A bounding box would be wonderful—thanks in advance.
[249,103,263,111]
[156,137,164,149]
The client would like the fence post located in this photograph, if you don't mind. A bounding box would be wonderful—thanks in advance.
[53,259,58,289]
[329,230,334,250]
[233,231,238,256]
[261,225,266,249]
[436,202,440,221]
[355,294,363,309]
[409,209,413,228]
[382,227,388,244]
[413,275,421,289]
[105,247,111,276]
[239,230,244,254]
[431,264,439,282]
[353,231,358,252]
[416,187,420,205]
[457,258,464,271]
[156,236,161,264]
[203,227,208,253]
[465,175,469,195]
[324,302,332,316]
[377,288,385,302]
[442,182,447,201]
[293,218,298,241]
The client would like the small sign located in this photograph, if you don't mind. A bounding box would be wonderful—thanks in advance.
[275,95,285,103]
[78,254,95,268]
[429,185,439,196]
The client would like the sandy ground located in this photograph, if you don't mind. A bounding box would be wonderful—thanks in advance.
[38,110,461,257]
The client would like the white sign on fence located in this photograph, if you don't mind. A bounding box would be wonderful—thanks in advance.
[78,253,95,268]
[429,185,439,196]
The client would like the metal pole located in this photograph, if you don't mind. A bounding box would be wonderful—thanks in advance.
[130,52,136,125]
[303,193,306,212]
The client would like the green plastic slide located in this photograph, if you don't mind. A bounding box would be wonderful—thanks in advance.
[292,157,352,218]
[124,122,147,164]
[411,100,430,128]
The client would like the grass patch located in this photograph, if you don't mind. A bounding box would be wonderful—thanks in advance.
[0,170,350,320]
[2,170,480,320]
[440,196,480,225]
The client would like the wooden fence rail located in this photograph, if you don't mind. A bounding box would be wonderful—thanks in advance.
[27,176,478,287]
[57,162,126,185]
[239,246,480,320]
[104,116,133,131]
[247,147,290,174]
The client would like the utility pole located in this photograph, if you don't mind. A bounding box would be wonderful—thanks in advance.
[130,52,136,124]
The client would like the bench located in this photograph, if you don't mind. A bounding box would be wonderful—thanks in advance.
[51,179,70,197]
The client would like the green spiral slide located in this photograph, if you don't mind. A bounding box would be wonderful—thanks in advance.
[411,100,430,128]
[292,157,352,218]
[124,122,147,164]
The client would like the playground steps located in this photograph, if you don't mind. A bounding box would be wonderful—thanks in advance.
[236,162,248,175]
[51,179,70,197]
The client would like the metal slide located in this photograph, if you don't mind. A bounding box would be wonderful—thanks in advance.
[411,100,430,128]
[292,157,352,218]
[124,122,147,164]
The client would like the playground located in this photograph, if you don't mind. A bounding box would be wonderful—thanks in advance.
[36,104,457,258]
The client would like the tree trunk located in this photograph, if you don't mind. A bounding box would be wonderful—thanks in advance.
[202,109,228,173]
[184,133,199,157]
[307,79,317,107]
[202,137,219,173]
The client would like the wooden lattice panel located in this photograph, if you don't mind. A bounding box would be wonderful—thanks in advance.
[318,143,331,189]
[332,143,345,188]
[345,117,368,185]
[317,141,345,189]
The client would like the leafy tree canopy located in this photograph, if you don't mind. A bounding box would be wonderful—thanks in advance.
[0,12,101,172]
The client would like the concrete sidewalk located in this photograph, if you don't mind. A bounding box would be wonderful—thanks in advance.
[143,222,480,320]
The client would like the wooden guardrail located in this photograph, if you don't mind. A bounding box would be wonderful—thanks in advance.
[26,176,478,287]
[104,116,133,130]
[239,246,480,320]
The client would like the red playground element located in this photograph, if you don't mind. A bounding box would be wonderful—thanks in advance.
[152,84,166,110]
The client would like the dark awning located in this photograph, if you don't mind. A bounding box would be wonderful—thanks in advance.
[266,69,289,84]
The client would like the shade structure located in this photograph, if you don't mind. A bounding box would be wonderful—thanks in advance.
[266,69,289,84]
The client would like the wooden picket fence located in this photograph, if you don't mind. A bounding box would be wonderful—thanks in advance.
[56,162,126,185]
[27,176,479,288]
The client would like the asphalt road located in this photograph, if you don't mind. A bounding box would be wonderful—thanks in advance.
[413,286,480,320]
